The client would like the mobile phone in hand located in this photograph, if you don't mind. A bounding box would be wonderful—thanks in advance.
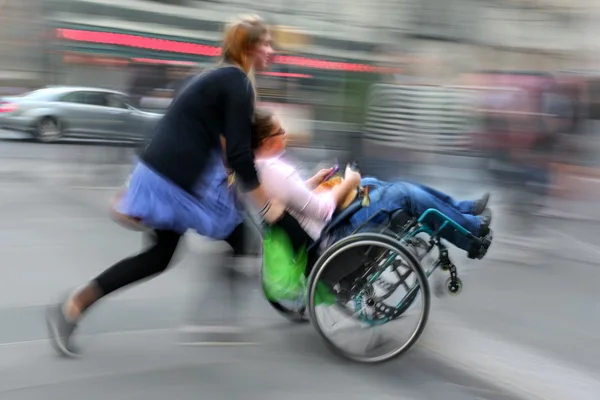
[323,162,339,181]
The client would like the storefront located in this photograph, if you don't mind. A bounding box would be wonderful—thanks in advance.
[45,22,393,144]
[49,23,388,83]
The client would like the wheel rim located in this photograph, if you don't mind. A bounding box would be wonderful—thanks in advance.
[39,119,60,140]
[308,237,430,363]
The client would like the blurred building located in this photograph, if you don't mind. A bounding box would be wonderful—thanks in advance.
[0,0,47,91]
[399,0,584,72]
[38,1,597,87]
[0,0,596,88]
[42,0,388,85]
[38,0,399,137]
[1,0,598,122]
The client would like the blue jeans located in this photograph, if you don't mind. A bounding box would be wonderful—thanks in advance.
[339,178,481,252]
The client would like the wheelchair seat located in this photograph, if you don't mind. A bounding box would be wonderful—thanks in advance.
[389,208,414,232]
[320,199,364,238]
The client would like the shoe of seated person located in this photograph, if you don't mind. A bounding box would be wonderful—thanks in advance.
[478,208,492,237]
[473,193,490,215]
[467,230,493,260]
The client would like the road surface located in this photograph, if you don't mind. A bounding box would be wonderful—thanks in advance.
[1,133,600,399]
[0,177,520,400]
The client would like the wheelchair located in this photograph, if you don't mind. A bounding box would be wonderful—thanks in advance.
[261,196,493,364]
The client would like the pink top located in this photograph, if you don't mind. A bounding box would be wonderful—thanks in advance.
[255,155,336,240]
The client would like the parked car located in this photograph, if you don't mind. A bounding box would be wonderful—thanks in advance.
[0,86,163,143]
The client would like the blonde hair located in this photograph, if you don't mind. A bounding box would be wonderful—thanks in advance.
[221,15,269,74]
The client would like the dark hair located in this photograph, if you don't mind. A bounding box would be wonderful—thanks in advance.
[251,107,275,149]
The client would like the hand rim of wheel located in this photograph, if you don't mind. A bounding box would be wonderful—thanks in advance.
[306,233,431,364]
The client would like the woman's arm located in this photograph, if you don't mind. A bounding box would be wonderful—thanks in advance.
[259,161,359,222]
[221,71,257,191]
[305,176,319,190]
[329,179,359,207]
[304,168,333,189]
[259,162,334,221]
[219,70,276,216]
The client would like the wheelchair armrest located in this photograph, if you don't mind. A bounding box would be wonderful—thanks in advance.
[321,199,364,237]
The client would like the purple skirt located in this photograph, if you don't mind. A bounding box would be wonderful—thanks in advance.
[115,152,243,240]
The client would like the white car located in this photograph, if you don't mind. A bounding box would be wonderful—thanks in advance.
[0,86,163,143]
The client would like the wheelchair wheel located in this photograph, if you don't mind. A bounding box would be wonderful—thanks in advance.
[350,226,421,319]
[306,233,430,363]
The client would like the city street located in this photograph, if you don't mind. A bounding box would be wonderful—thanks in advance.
[4,0,600,396]
[0,161,519,400]
[1,134,600,399]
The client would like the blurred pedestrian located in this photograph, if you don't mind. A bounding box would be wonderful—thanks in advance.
[45,15,283,357]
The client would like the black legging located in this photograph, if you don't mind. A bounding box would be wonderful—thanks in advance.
[94,223,247,297]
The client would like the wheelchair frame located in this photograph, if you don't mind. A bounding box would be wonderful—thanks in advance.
[249,194,492,363]
[343,206,491,297]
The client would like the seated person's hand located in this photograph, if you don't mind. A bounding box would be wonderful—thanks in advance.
[306,167,335,189]
[311,165,362,211]
[344,164,361,187]
[313,176,341,194]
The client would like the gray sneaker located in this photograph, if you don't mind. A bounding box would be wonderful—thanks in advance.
[45,302,80,358]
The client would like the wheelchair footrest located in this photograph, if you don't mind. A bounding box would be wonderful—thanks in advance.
[467,230,493,260]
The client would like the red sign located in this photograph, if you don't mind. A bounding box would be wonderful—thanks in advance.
[56,28,392,73]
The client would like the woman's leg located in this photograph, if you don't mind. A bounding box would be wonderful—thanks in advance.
[224,222,247,256]
[346,183,489,253]
[46,229,182,356]
[188,223,253,342]
[399,183,489,252]
[223,222,250,317]
[409,182,483,214]
[81,229,181,312]
[402,183,481,234]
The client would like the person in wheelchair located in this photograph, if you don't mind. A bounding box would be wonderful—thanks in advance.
[249,108,493,258]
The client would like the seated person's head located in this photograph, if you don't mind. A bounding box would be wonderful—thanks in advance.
[250,108,358,209]
[251,107,342,189]
[251,107,287,157]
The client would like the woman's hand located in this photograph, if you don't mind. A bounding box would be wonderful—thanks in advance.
[261,197,286,224]
[344,164,361,187]
[306,168,334,189]
[247,185,285,223]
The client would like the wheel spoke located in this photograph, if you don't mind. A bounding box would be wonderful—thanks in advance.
[307,233,431,363]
